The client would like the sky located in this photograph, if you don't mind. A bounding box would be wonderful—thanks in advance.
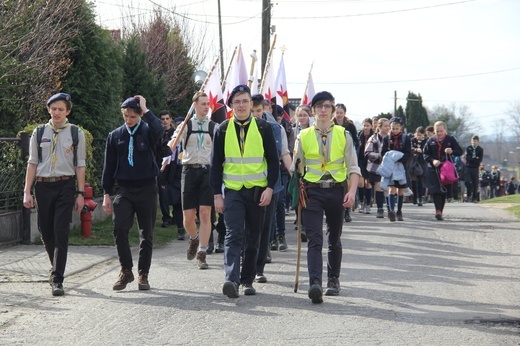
[92,0,520,137]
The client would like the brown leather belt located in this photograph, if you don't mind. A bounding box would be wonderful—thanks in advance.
[184,164,209,169]
[305,181,343,189]
[36,175,74,183]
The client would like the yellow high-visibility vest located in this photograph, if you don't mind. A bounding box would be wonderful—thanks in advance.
[301,125,347,182]
[223,117,268,190]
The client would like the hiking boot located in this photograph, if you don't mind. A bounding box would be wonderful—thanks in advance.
[435,210,444,221]
[388,210,396,222]
[365,205,371,214]
[397,211,404,221]
[177,228,185,240]
[51,282,64,296]
[113,268,134,290]
[308,283,323,304]
[241,283,256,296]
[278,235,287,252]
[324,277,340,296]
[376,208,384,218]
[138,273,150,290]
[254,273,267,283]
[186,237,199,260]
[222,281,239,298]
[271,237,278,251]
[196,251,209,269]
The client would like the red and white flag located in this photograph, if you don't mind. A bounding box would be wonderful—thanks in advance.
[205,68,227,124]
[300,70,315,106]
[223,45,248,107]
[275,54,290,122]
[260,57,276,106]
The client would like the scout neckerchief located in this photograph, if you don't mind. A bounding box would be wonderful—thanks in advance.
[472,145,477,158]
[435,135,445,159]
[314,122,334,172]
[196,118,207,150]
[125,119,142,167]
[390,131,402,150]
[48,120,69,169]
[234,116,251,156]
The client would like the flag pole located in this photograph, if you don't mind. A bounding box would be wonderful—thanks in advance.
[222,46,237,91]
[300,62,314,105]
[247,50,257,89]
[163,57,219,171]
[259,33,277,94]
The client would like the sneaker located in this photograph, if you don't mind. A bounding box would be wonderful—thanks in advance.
[113,268,134,291]
[278,235,287,252]
[324,277,340,296]
[435,210,444,221]
[376,208,384,218]
[358,203,365,213]
[254,273,267,283]
[222,281,239,298]
[215,242,225,253]
[308,283,323,304]
[365,205,371,214]
[271,237,278,251]
[196,251,209,269]
[138,273,150,290]
[397,211,404,221]
[51,282,64,296]
[186,237,199,260]
[388,210,396,222]
[241,283,256,296]
[177,228,185,240]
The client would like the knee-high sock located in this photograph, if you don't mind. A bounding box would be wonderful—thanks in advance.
[365,186,373,206]
[433,193,443,212]
[376,191,384,209]
[397,194,404,212]
[358,187,365,205]
[388,194,396,211]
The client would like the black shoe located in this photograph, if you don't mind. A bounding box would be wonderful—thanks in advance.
[254,273,267,283]
[113,268,134,290]
[435,211,444,221]
[271,237,279,251]
[177,228,185,240]
[186,238,199,260]
[222,281,239,298]
[207,242,214,254]
[278,235,287,251]
[242,283,256,296]
[51,282,64,296]
[300,231,308,243]
[397,211,404,221]
[344,208,352,223]
[265,248,272,263]
[161,221,170,228]
[324,277,340,296]
[308,283,323,304]
[388,210,396,222]
[138,273,150,290]
[215,242,225,253]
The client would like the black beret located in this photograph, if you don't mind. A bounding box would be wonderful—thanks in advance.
[47,93,71,107]
[251,93,264,102]
[311,91,335,107]
[389,117,403,125]
[227,84,251,106]
[274,105,284,116]
[121,97,141,109]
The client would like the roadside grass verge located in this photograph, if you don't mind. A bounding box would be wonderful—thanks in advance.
[479,194,520,219]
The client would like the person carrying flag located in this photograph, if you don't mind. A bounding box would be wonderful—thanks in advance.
[292,91,360,304]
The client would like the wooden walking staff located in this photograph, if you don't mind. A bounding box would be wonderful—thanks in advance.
[247,50,257,89]
[162,57,220,172]
[221,46,237,91]
[259,33,277,94]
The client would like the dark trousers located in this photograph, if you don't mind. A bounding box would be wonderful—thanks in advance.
[467,167,479,201]
[256,192,279,274]
[35,179,75,283]
[302,186,344,287]
[158,180,171,223]
[275,187,286,237]
[223,187,266,285]
[113,183,158,274]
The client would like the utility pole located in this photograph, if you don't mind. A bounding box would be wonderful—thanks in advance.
[261,0,271,73]
[394,90,397,117]
[217,0,224,79]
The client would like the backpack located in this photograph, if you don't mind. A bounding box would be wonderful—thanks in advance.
[37,123,79,166]
[186,119,216,142]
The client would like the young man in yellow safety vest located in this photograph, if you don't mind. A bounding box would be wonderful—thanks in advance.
[210,85,279,298]
[292,91,361,304]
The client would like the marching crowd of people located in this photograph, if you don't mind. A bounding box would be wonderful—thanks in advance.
[23,88,518,303]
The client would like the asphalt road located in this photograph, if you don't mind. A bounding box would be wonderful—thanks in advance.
[0,202,519,345]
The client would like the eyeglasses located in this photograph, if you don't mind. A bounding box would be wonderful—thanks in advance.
[315,104,333,110]
[232,99,251,106]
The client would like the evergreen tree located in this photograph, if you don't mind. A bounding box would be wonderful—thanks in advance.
[405,92,429,134]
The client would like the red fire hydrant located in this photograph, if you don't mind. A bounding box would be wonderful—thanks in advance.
[80,183,98,238]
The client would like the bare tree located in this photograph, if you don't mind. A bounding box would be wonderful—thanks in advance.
[427,103,481,146]
[508,102,520,144]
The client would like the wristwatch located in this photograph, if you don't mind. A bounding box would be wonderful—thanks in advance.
[76,191,85,196]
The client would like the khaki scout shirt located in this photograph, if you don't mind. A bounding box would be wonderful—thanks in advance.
[172,116,212,165]
[28,123,86,177]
